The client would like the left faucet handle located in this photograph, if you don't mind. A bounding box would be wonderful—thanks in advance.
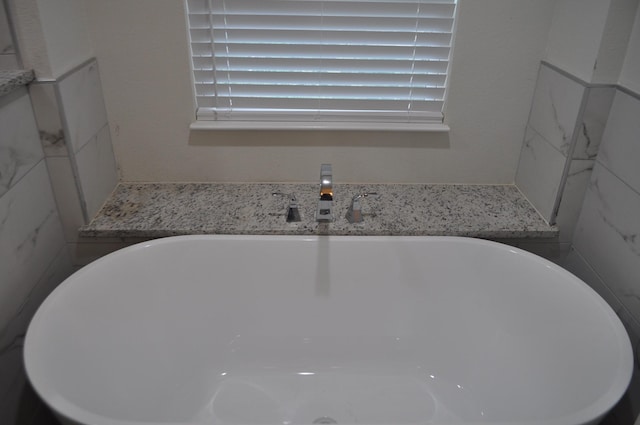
[272,192,302,222]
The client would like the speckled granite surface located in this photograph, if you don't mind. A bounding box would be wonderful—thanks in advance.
[81,183,557,239]
[0,70,34,97]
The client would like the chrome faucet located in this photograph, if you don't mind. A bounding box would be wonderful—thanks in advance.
[346,192,379,223]
[272,192,302,222]
[316,164,333,222]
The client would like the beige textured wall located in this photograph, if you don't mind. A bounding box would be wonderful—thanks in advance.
[620,5,640,92]
[10,0,93,79]
[544,0,639,84]
[85,0,557,183]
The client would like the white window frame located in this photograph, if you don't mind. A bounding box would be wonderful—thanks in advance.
[185,0,456,131]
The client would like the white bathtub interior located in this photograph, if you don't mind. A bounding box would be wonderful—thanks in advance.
[24,236,633,425]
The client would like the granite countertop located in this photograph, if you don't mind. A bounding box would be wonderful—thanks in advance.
[81,183,557,239]
[0,70,35,97]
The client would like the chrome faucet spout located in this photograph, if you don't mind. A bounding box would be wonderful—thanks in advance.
[320,163,333,201]
[316,164,334,222]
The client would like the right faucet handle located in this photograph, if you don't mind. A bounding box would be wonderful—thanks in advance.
[346,192,379,223]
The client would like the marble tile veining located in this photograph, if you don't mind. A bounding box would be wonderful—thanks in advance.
[573,163,640,322]
[528,64,585,156]
[0,70,34,98]
[29,82,68,157]
[0,88,44,197]
[81,183,556,239]
[554,159,594,243]
[574,87,615,160]
[0,161,66,330]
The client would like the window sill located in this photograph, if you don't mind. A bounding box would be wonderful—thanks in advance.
[190,120,450,132]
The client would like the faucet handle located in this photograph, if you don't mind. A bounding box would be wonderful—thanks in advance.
[272,192,302,222]
[346,192,379,223]
[352,192,379,202]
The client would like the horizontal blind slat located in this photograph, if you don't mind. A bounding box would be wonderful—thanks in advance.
[200,29,453,46]
[208,16,453,32]
[194,71,447,87]
[196,96,444,112]
[197,58,450,74]
[209,45,450,61]
[188,1,454,15]
[195,34,453,47]
[197,84,445,99]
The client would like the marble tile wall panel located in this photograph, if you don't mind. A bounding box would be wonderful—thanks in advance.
[567,87,640,425]
[0,160,66,331]
[29,82,68,157]
[598,91,640,193]
[571,90,640,422]
[46,156,85,243]
[75,124,118,218]
[546,87,613,252]
[0,246,72,425]
[57,60,108,154]
[573,164,640,325]
[515,63,589,226]
[574,87,616,160]
[528,64,586,156]
[565,248,624,314]
[0,88,44,197]
[554,159,595,243]
[30,80,90,248]
[515,126,567,221]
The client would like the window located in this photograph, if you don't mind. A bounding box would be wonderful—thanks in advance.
[186,0,456,128]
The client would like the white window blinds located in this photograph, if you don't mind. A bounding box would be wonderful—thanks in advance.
[186,0,456,124]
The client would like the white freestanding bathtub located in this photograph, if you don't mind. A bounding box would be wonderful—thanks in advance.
[24,236,632,425]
